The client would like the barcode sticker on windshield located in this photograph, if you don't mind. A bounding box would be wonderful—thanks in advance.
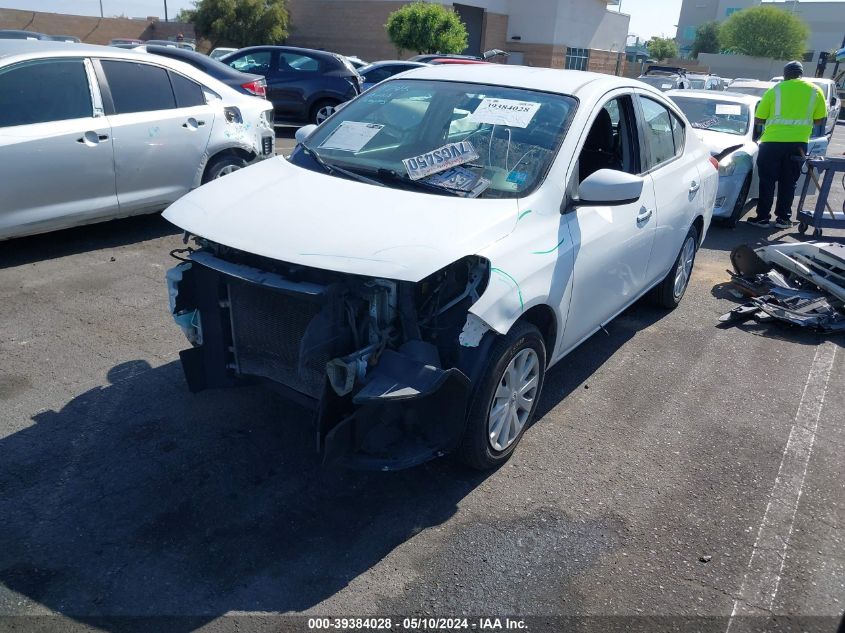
[661,83,672,89]
[319,121,384,152]
[467,98,541,128]
[715,104,742,115]
[403,141,480,180]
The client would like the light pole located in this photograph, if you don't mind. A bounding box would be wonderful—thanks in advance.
[99,0,103,17]
[164,0,168,22]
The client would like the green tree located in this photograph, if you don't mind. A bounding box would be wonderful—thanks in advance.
[647,36,678,62]
[175,6,197,23]
[690,21,720,58]
[719,6,808,59]
[385,1,468,55]
[191,0,288,49]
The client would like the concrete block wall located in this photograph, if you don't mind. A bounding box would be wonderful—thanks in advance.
[0,7,195,46]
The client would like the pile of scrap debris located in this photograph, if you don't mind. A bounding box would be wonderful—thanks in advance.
[720,242,845,331]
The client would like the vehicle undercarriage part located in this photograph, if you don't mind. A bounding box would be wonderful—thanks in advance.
[167,240,491,469]
[720,242,845,331]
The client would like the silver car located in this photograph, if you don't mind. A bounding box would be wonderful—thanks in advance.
[0,41,276,240]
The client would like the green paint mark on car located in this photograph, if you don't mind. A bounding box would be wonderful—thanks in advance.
[517,209,533,222]
[532,237,566,255]
[491,267,524,312]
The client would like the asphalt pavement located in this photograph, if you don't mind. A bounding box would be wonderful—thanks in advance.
[0,123,843,633]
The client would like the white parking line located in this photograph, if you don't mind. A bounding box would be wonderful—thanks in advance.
[726,341,837,631]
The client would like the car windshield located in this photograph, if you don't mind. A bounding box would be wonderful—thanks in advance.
[689,78,706,89]
[671,96,750,135]
[638,76,677,90]
[288,79,577,199]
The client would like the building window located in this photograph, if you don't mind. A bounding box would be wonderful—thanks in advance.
[802,50,815,62]
[725,7,741,16]
[683,26,696,40]
[565,47,590,71]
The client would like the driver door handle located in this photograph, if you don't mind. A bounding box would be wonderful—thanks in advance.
[637,207,653,224]
[689,180,700,193]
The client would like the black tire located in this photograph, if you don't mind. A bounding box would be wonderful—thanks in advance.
[723,174,751,228]
[458,322,546,470]
[650,224,699,309]
[813,228,823,238]
[310,99,340,125]
[798,222,808,235]
[203,154,247,184]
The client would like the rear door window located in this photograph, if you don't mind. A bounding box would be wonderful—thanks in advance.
[0,58,92,127]
[169,71,205,107]
[280,53,321,73]
[639,96,683,170]
[101,60,176,114]
[227,51,273,75]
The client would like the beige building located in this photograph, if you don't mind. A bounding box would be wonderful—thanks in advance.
[286,0,630,73]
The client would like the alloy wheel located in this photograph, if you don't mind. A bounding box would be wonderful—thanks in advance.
[673,236,696,299]
[487,348,540,452]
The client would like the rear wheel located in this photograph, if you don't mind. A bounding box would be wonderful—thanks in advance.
[650,225,699,309]
[459,322,546,470]
[311,99,340,125]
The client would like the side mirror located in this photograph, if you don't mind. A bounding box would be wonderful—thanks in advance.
[576,169,644,206]
[295,124,318,144]
[832,95,838,107]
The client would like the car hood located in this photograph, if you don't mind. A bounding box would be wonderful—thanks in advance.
[693,129,750,156]
[163,156,520,282]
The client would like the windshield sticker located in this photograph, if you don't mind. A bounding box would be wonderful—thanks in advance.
[507,171,529,186]
[692,116,720,129]
[403,141,480,180]
[425,168,491,198]
[661,83,673,89]
[715,104,742,115]
[319,121,384,152]
[467,98,542,128]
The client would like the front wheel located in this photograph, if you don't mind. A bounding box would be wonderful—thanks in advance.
[650,225,699,309]
[723,174,751,228]
[459,322,546,470]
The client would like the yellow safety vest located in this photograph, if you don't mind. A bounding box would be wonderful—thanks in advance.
[755,79,827,143]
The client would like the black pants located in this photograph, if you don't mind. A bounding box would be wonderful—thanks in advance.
[755,141,807,222]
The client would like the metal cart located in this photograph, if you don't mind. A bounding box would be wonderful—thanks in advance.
[795,155,845,238]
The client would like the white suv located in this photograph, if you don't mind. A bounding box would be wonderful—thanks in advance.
[0,40,275,240]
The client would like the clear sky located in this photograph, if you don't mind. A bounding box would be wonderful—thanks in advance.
[616,0,683,41]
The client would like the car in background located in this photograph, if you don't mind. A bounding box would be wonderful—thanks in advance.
[358,60,429,89]
[143,39,196,51]
[144,44,267,97]
[637,65,690,91]
[727,80,773,97]
[687,73,724,90]
[221,45,362,124]
[163,65,716,471]
[0,29,49,40]
[408,50,508,63]
[668,90,761,227]
[47,35,81,43]
[429,58,492,66]
[808,78,840,137]
[345,55,368,69]
[771,76,784,82]
[109,38,143,48]
[210,47,237,60]
[0,40,275,241]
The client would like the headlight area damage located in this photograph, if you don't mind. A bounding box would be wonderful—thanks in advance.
[166,239,493,470]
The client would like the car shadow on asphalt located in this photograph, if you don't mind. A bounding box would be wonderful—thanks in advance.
[0,215,181,270]
[0,359,488,630]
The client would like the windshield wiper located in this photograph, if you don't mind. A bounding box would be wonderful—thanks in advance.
[376,169,465,197]
[299,144,385,187]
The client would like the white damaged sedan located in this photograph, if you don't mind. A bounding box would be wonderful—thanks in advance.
[164,65,717,470]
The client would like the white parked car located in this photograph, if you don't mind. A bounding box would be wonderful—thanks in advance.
[0,41,275,240]
[668,90,761,227]
[164,65,718,470]
[808,78,841,137]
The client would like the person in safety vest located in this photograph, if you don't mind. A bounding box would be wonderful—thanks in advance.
[746,61,827,228]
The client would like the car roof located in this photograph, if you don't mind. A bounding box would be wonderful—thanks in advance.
[230,45,341,60]
[666,88,759,104]
[398,64,655,98]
